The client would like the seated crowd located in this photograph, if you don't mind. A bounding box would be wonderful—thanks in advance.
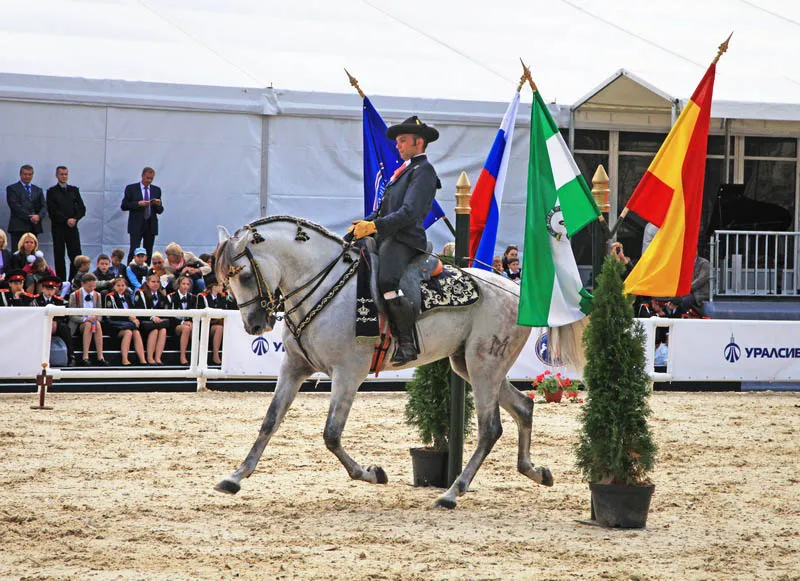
[0,229,235,368]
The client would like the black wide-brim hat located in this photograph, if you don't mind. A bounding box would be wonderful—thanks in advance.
[386,116,439,143]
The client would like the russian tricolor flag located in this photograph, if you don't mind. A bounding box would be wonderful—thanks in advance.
[469,92,520,271]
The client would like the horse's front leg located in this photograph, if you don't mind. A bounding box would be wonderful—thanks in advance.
[323,369,388,485]
[215,353,314,495]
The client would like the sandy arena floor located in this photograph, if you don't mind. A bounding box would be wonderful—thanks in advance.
[0,390,798,580]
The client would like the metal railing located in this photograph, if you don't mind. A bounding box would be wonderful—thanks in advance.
[709,230,799,299]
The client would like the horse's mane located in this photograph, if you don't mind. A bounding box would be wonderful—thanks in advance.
[214,215,347,282]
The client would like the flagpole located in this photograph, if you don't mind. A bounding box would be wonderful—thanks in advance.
[608,32,732,239]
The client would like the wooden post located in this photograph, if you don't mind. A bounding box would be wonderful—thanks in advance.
[591,165,611,289]
[31,363,53,410]
[447,171,471,486]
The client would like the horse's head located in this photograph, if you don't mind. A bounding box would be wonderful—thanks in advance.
[215,225,281,336]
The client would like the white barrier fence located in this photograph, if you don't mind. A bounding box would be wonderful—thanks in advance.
[2,308,798,389]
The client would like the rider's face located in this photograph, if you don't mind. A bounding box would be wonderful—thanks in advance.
[395,134,424,161]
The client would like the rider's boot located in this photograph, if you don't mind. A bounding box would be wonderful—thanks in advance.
[386,295,418,366]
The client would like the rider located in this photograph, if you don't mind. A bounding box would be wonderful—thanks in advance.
[349,116,441,366]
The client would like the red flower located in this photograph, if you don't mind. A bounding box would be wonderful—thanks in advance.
[528,393,535,400]
[544,370,551,375]
[578,398,584,403]
[565,378,572,387]
[567,391,578,399]
[535,374,544,383]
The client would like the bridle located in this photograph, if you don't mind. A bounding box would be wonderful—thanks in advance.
[224,222,360,363]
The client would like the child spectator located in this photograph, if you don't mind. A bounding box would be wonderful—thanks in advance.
[33,274,74,365]
[93,253,115,296]
[198,274,228,365]
[505,258,521,282]
[11,232,39,270]
[126,247,149,292]
[0,269,34,306]
[654,331,669,368]
[167,274,198,366]
[71,255,92,290]
[491,255,503,274]
[105,275,146,366]
[109,248,126,277]
[68,273,108,366]
[133,270,170,365]
[24,251,57,294]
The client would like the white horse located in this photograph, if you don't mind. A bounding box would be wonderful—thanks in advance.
[214,216,568,509]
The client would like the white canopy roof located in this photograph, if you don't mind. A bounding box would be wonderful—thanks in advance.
[2,0,798,107]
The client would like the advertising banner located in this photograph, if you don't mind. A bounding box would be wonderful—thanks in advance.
[0,307,48,377]
[221,313,581,382]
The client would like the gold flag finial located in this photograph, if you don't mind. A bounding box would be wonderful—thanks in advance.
[519,58,537,92]
[344,68,366,99]
[713,32,733,65]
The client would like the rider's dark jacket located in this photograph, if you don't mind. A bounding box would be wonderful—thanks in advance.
[366,154,440,250]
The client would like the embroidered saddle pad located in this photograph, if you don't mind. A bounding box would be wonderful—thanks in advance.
[420,265,480,313]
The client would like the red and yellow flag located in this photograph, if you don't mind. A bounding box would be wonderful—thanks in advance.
[623,63,716,297]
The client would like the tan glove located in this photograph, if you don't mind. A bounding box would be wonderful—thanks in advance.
[353,220,377,239]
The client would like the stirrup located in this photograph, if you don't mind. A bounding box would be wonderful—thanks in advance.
[391,341,418,366]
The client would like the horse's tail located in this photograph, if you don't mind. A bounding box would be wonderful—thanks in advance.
[548,316,589,372]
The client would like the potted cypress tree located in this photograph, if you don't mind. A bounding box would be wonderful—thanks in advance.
[575,255,657,528]
[404,358,474,487]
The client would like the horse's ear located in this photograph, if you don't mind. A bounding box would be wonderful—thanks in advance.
[217,226,231,244]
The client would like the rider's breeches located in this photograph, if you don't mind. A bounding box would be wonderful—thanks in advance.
[377,236,419,296]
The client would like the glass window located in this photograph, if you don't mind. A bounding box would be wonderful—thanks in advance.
[619,132,667,154]
[569,153,608,266]
[617,154,654,209]
[742,160,796,229]
[707,135,732,157]
[698,159,726,255]
[574,130,609,151]
[744,137,797,158]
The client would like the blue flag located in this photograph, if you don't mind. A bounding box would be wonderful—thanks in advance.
[362,97,445,228]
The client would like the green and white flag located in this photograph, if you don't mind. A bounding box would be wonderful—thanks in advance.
[518,91,601,328]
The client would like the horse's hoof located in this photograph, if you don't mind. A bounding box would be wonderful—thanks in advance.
[434,496,457,510]
[214,479,241,495]
[366,465,388,484]
[536,466,554,487]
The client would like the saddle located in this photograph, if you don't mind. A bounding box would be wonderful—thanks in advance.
[360,237,443,317]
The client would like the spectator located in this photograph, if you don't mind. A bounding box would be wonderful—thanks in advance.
[46,166,86,282]
[133,271,170,365]
[665,297,686,318]
[679,255,711,315]
[23,251,57,295]
[71,255,92,291]
[501,245,518,274]
[33,274,74,365]
[109,248,126,277]
[654,331,669,368]
[11,232,39,270]
[163,242,211,293]
[105,275,146,366]
[0,269,34,306]
[6,164,47,251]
[0,229,11,287]
[610,242,634,278]
[198,274,227,365]
[121,167,163,263]
[68,273,107,366]
[167,274,198,366]
[505,257,521,282]
[491,255,503,274]
[441,242,455,257]
[125,247,149,292]
[641,223,659,255]
[93,254,116,296]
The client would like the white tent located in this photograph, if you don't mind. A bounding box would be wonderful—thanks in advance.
[0,0,798,262]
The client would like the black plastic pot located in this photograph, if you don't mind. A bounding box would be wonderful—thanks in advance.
[410,447,449,488]
[590,483,655,529]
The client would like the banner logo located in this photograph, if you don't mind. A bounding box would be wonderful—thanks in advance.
[251,336,270,356]
[723,334,741,363]
[535,332,562,366]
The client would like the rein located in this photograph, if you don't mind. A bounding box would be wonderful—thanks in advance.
[227,222,360,364]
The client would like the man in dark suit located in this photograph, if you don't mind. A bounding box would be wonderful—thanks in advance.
[47,166,86,282]
[349,116,441,365]
[6,164,47,251]
[120,166,164,263]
